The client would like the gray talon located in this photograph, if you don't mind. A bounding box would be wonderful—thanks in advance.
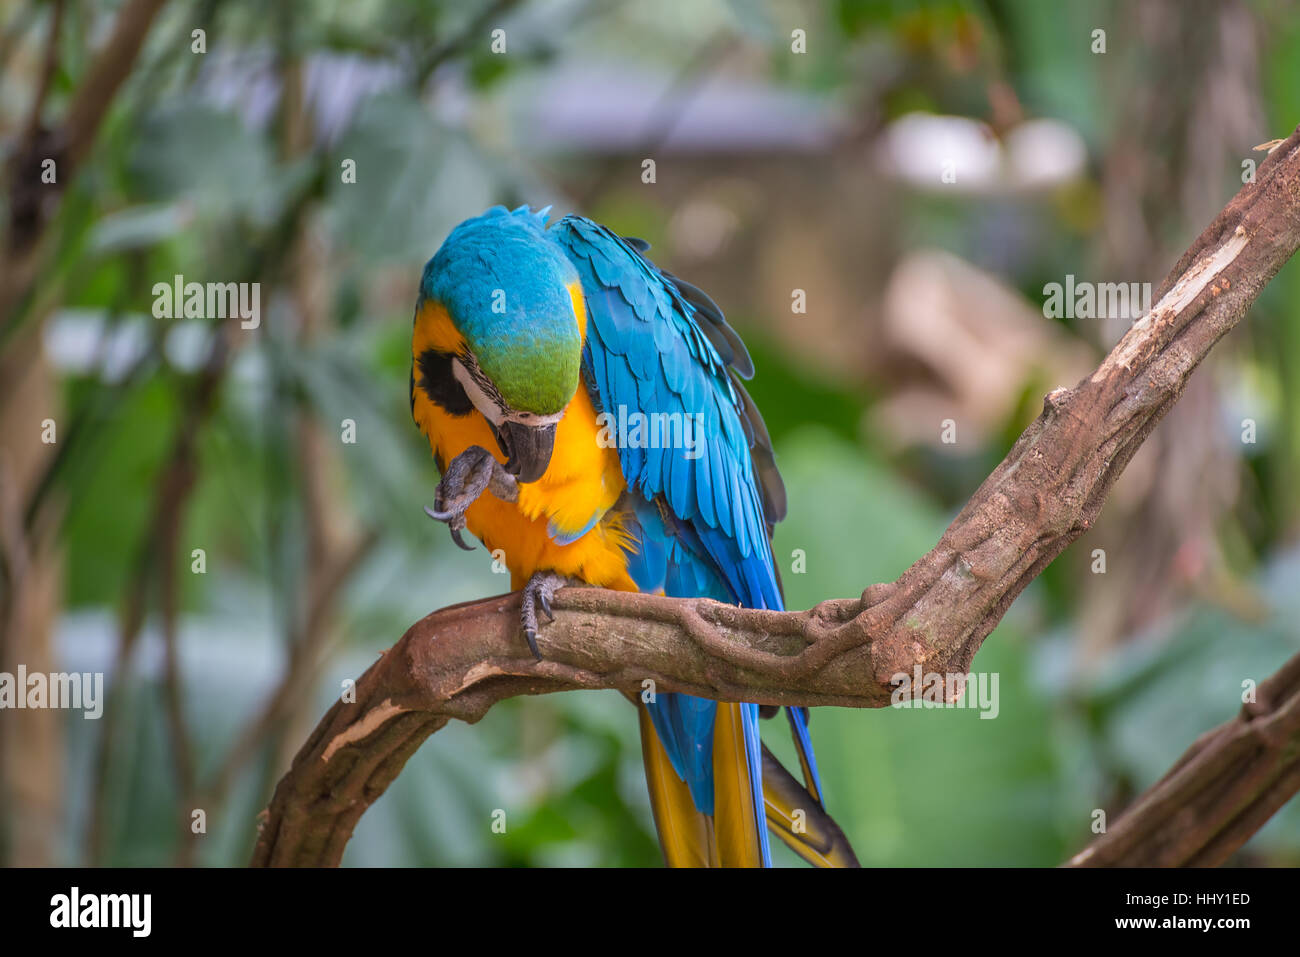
[424,445,518,550]
[520,571,569,660]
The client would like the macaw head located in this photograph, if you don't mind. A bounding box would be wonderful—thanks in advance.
[418,206,584,482]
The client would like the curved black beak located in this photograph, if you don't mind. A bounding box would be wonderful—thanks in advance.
[493,420,556,484]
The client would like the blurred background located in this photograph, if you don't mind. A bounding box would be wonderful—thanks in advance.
[2,0,1299,867]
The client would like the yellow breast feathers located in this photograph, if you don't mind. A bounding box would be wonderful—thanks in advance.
[411,297,636,592]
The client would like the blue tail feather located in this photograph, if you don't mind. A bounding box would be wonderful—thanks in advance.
[645,693,716,812]
[740,701,772,866]
[786,706,824,802]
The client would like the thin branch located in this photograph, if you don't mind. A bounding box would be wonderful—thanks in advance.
[252,125,1300,867]
[414,0,524,83]
[1,0,169,332]
[21,0,64,145]
[0,3,43,81]
[58,0,168,170]
[1068,646,1300,866]
[87,334,229,865]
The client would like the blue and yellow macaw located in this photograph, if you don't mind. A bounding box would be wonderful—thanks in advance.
[410,205,858,867]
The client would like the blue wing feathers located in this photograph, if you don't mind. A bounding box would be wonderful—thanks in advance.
[670,446,692,516]
[550,214,797,865]
[549,512,601,547]
[694,437,716,527]
[734,469,749,556]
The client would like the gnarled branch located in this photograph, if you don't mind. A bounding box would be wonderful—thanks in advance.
[253,126,1300,868]
[1068,646,1300,867]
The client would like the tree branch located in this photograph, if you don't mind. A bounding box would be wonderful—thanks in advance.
[1,0,168,332]
[252,125,1300,867]
[1068,646,1300,866]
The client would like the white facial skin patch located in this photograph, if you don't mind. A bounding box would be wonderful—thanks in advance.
[452,357,566,427]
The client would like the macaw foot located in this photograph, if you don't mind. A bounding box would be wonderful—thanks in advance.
[520,571,573,660]
[424,445,518,551]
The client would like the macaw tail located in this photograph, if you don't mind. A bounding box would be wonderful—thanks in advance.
[639,694,857,867]
[762,747,861,867]
[638,698,767,866]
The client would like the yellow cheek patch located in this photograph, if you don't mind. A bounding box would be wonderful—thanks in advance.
[410,287,635,592]
[413,300,467,358]
[412,376,635,593]
[567,281,588,340]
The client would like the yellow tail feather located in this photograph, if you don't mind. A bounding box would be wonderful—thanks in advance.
[761,746,861,868]
[638,702,859,867]
[637,702,765,867]
[709,701,764,867]
[637,705,715,867]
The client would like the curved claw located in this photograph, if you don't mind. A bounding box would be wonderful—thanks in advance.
[424,445,513,553]
[519,572,570,660]
[523,627,542,661]
[425,504,477,550]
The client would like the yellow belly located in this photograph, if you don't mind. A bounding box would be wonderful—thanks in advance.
[412,381,637,592]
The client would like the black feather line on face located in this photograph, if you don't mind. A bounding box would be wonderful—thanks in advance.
[416,348,475,417]
[462,355,510,412]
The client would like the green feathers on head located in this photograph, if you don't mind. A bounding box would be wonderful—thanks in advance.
[422,206,582,415]
[476,331,581,415]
